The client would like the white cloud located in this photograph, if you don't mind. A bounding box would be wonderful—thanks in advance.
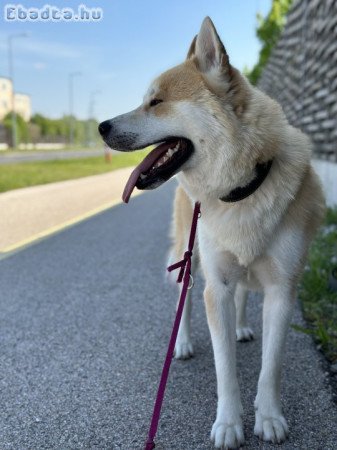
[0,31,82,59]
[33,62,47,70]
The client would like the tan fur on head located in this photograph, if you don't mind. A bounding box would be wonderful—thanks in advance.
[148,62,207,111]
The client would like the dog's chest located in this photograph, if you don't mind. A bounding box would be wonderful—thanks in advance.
[199,205,274,266]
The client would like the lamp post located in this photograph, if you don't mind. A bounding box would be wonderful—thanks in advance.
[8,32,28,149]
[87,90,100,147]
[68,71,81,146]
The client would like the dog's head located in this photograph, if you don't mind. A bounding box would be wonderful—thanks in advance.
[99,17,251,201]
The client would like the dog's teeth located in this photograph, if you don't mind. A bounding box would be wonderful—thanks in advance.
[152,148,177,171]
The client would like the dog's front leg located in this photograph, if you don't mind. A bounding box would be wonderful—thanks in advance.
[254,284,295,443]
[174,256,198,359]
[204,280,244,449]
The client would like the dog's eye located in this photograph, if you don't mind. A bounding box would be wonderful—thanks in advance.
[150,99,163,107]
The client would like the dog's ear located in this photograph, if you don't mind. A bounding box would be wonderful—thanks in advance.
[194,17,247,115]
[194,17,231,77]
[186,35,197,60]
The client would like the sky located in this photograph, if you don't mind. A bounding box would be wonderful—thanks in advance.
[0,0,271,122]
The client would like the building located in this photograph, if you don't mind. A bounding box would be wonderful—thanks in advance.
[0,77,12,121]
[0,77,31,122]
[14,92,31,122]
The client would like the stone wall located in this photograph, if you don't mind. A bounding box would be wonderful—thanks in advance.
[258,0,337,161]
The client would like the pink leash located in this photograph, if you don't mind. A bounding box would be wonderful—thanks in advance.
[145,201,201,450]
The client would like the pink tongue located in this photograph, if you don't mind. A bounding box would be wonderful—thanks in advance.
[122,141,176,203]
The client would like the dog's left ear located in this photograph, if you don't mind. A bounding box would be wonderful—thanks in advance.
[186,35,197,60]
[194,17,231,78]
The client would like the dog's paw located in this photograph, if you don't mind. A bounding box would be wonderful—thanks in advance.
[211,420,244,449]
[254,412,288,444]
[174,341,193,360]
[236,327,254,342]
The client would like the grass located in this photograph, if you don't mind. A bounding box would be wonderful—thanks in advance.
[297,207,337,363]
[0,150,149,193]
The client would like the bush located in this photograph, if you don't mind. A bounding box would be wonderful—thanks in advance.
[246,0,293,85]
[3,112,29,145]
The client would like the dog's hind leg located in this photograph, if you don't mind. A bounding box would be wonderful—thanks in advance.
[168,185,198,360]
[235,283,254,341]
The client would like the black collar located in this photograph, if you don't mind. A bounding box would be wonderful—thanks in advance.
[220,160,273,203]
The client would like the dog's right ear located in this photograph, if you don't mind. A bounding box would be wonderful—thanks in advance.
[193,17,247,116]
[186,35,197,60]
[194,17,231,78]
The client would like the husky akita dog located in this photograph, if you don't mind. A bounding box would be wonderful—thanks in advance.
[99,17,325,449]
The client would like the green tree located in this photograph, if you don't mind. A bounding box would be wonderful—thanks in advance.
[30,113,99,145]
[3,112,29,145]
[247,0,293,85]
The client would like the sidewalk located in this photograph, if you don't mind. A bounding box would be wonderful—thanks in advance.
[0,181,336,449]
[0,148,103,164]
[0,167,140,253]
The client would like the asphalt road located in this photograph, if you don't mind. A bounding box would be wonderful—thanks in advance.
[0,148,105,164]
[1,181,336,449]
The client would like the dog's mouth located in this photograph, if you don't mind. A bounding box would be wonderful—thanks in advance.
[122,138,194,203]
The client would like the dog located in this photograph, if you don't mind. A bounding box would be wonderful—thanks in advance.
[99,17,325,449]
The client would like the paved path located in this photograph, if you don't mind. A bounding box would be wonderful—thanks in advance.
[0,149,105,164]
[0,181,336,449]
[0,167,140,252]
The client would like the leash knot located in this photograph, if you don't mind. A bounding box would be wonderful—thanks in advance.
[167,249,193,283]
[184,250,192,259]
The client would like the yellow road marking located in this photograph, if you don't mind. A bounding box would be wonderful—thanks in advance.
[0,190,142,256]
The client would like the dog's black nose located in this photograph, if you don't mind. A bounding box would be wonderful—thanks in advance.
[98,120,112,137]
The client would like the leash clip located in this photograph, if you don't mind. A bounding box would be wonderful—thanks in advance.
[187,274,194,290]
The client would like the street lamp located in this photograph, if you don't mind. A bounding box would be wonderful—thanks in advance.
[8,32,28,149]
[68,71,82,146]
[87,90,100,147]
